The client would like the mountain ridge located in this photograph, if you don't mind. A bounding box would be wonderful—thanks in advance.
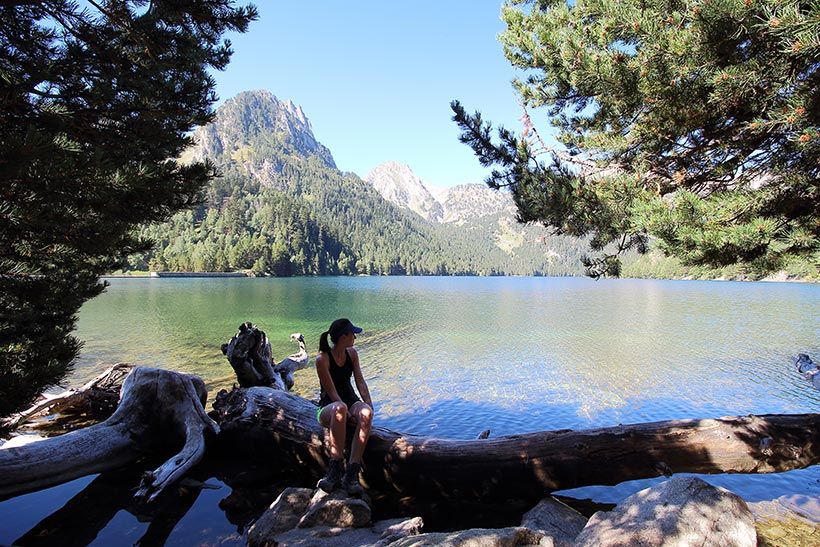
[134,90,596,277]
[364,161,517,225]
[364,161,443,222]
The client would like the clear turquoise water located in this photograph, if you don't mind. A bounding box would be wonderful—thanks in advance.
[2,276,818,544]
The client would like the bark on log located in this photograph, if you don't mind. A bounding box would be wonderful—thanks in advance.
[212,386,820,501]
[0,367,218,502]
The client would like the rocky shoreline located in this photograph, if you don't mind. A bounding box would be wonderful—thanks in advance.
[247,476,819,546]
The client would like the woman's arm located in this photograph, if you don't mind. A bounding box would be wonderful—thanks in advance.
[349,348,373,407]
[316,352,342,403]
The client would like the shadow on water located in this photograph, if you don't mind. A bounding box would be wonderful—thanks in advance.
[4,453,315,547]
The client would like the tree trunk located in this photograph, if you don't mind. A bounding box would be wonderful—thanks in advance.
[212,386,820,501]
[0,367,218,502]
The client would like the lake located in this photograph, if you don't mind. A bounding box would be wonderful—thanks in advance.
[2,276,818,545]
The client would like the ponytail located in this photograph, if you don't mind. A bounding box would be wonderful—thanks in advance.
[319,330,331,354]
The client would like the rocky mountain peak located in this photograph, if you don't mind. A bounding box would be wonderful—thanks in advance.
[364,162,443,222]
[187,90,335,169]
[364,163,516,224]
[438,184,514,224]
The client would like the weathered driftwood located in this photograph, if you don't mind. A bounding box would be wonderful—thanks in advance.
[221,323,310,390]
[212,386,820,501]
[0,363,131,432]
[0,367,218,502]
[275,333,310,390]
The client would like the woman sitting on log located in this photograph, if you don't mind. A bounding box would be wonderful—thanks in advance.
[315,318,374,495]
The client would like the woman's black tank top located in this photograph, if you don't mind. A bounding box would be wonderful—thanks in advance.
[318,348,360,408]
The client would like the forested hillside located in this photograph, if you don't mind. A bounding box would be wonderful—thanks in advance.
[130,91,590,276]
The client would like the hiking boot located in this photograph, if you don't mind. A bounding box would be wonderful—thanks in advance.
[317,458,344,492]
[343,461,364,496]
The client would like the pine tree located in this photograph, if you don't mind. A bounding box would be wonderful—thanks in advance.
[0,1,257,416]
[453,0,818,277]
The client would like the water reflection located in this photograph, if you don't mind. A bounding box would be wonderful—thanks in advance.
[0,457,308,547]
[6,466,200,546]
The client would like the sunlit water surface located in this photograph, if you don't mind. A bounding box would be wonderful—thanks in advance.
[2,276,818,544]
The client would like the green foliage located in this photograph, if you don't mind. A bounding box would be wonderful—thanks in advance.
[134,156,592,278]
[453,0,819,278]
[0,0,257,416]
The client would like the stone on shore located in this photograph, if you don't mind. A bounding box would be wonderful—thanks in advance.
[247,485,423,547]
[297,488,372,528]
[574,476,756,547]
[520,496,587,546]
[270,516,424,547]
[247,487,313,544]
[386,526,546,546]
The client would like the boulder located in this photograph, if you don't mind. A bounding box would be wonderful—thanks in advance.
[372,516,425,546]
[520,496,587,546]
[574,476,756,547]
[248,486,421,546]
[247,487,313,545]
[296,488,372,528]
[386,526,546,546]
[267,516,424,547]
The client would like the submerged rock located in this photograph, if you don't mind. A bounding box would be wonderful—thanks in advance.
[574,476,756,547]
[749,494,820,546]
[793,353,820,391]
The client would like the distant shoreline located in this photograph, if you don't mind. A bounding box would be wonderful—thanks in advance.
[100,272,817,283]
[103,271,248,278]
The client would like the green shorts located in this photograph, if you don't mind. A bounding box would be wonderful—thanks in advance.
[316,400,362,424]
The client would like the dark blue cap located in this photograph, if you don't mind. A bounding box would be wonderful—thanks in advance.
[328,318,362,338]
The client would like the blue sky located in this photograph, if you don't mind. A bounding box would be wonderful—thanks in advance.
[212,1,542,189]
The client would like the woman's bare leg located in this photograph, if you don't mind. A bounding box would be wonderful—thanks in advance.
[320,402,348,460]
[348,402,373,464]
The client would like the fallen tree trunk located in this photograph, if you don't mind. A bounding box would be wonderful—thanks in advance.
[3,360,818,505]
[0,367,218,502]
[213,386,820,501]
